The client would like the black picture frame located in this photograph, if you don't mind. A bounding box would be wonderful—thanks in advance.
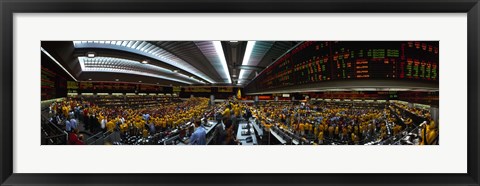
[1,0,479,185]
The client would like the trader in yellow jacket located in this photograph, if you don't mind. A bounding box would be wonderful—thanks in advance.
[106,120,116,132]
[299,123,305,136]
[317,131,324,145]
[420,120,439,145]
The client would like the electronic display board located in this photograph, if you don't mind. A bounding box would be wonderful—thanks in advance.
[218,87,234,93]
[246,41,438,91]
[139,84,164,92]
[183,87,212,93]
[41,66,67,100]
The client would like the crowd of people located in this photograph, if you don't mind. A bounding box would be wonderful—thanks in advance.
[46,97,211,145]
[43,95,438,145]
[250,101,438,145]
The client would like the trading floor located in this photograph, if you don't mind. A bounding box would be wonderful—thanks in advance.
[42,96,438,145]
[40,40,439,145]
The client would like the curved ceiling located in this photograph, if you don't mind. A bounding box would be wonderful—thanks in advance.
[78,56,195,84]
[73,41,214,84]
[41,41,298,87]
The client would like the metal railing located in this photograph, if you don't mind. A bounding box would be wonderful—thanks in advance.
[41,115,68,145]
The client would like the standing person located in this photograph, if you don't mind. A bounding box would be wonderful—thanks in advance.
[225,127,240,145]
[189,119,206,145]
[101,116,107,133]
[83,108,90,131]
[245,108,252,121]
[223,105,231,119]
[70,117,78,131]
[213,117,227,145]
[65,117,72,132]
[299,122,305,136]
[328,125,334,139]
[317,131,324,145]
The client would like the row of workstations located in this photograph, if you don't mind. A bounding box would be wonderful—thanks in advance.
[236,119,259,145]
[163,108,221,145]
[166,106,237,145]
[113,108,218,145]
[249,116,311,145]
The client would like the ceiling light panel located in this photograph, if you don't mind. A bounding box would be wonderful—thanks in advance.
[73,41,215,84]
[78,56,193,84]
[238,41,274,83]
[194,41,232,84]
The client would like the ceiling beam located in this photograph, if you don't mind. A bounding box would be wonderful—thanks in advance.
[235,65,265,71]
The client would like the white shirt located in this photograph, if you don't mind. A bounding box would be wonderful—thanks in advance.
[65,120,72,132]
[101,119,107,129]
[70,119,78,130]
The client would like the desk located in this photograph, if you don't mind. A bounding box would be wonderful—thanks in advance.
[250,118,263,137]
[236,121,257,145]
[205,120,219,144]
[270,129,287,144]
[204,120,219,134]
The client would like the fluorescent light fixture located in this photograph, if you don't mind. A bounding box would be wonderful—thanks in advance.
[352,88,378,91]
[73,41,215,84]
[78,56,193,84]
[412,89,438,92]
[87,52,95,58]
[230,41,238,43]
[41,47,78,81]
[242,41,256,66]
[322,88,350,92]
[88,78,92,81]
[212,41,232,84]
[115,79,119,81]
[238,41,257,82]
[141,60,148,64]
[173,70,179,73]
[174,73,206,84]
[385,88,412,91]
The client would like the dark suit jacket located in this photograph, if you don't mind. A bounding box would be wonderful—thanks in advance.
[213,123,226,145]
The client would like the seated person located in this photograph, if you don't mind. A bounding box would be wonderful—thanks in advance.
[68,128,84,145]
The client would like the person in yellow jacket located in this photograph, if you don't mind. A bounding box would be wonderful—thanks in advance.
[299,123,305,136]
[223,107,231,118]
[328,125,334,139]
[304,123,310,134]
[404,118,413,130]
[234,105,241,118]
[142,128,149,138]
[319,125,324,135]
[352,133,360,145]
[393,125,401,136]
[264,122,273,131]
[161,119,167,130]
[317,131,324,144]
[119,122,128,133]
[62,105,69,118]
[334,125,339,139]
[420,120,439,145]
[106,120,116,132]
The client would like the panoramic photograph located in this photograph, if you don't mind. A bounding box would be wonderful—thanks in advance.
[41,41,439,145]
